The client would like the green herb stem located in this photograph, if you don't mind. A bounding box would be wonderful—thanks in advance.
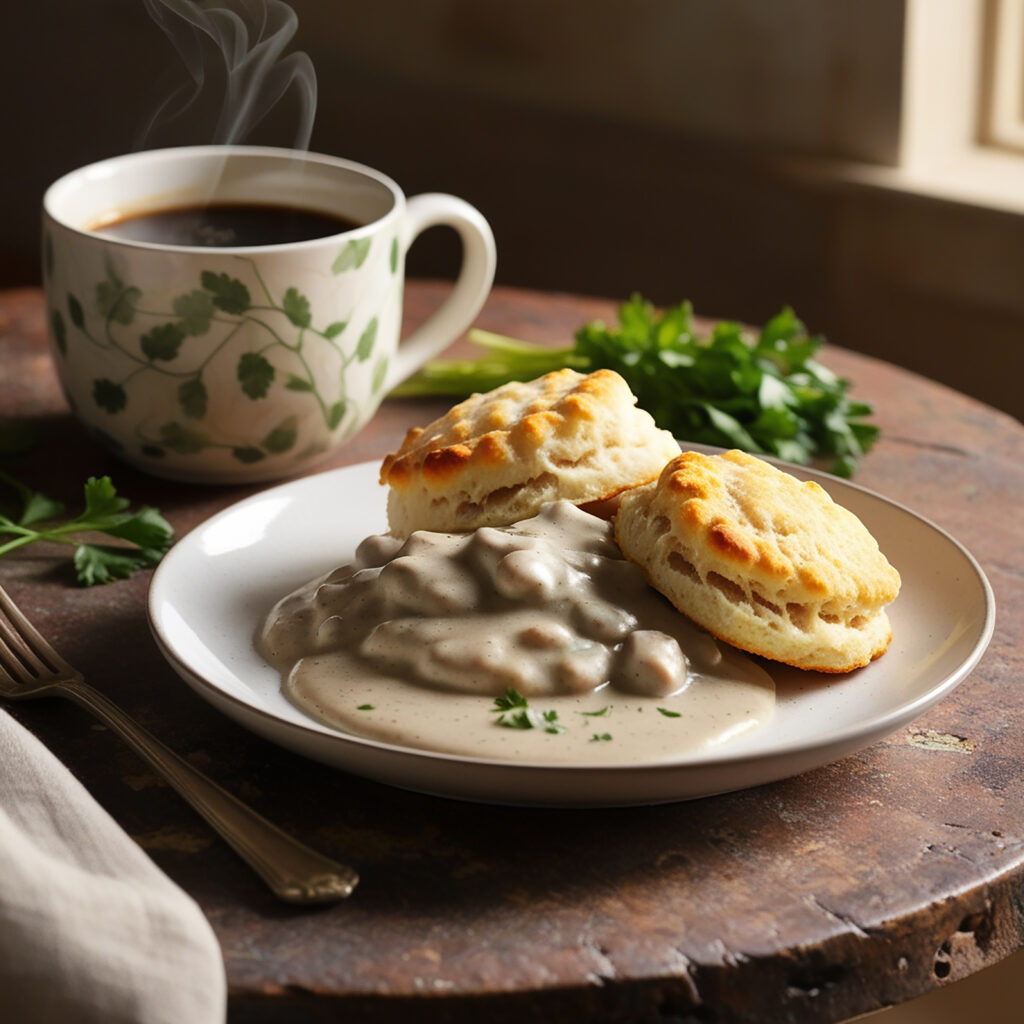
[0,525,85,554]
[390,333,581,398]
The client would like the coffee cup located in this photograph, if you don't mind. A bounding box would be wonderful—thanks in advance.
[41,145,496,483]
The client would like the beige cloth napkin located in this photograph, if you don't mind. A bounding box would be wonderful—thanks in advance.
[0,709,226,1023]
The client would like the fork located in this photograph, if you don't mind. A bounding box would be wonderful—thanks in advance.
[0,583,358,903]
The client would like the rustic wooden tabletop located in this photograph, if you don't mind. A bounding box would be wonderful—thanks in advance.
[1,282,1022,1023]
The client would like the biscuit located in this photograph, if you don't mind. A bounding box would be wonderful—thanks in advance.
[380,368,680,535]
[614,449,901,672]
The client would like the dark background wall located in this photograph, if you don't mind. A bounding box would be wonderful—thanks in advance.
[3,1,1020,419]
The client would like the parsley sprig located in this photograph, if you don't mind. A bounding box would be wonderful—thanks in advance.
[0,472,174,585]
[392,295,878,476]
[491,688,566,734]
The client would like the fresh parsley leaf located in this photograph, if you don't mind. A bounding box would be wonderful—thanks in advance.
[392,296,878,476]
[78,475,127,520]
[657,707,682,718]
[99,504,177,551]
[590,732,613,742]
[497,710,532,730]
[491,688,566,733]
[73,543,164,586]
[357,703,375,711]
[492,687,530,714]
[541,709,567,735]
[0,472,174,586]
[0,471,66,527]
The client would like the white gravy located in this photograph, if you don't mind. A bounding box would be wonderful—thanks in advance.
[259,501,774,764]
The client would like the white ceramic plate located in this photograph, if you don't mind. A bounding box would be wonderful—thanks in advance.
[148,452,995,806]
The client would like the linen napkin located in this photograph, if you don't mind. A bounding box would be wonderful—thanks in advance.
[0,709,226,1024]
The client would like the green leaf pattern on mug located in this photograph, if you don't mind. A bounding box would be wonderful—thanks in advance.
[96,263,141,325]
[331,237,371,273]
[141,322,186,362]
[232,446,265,464]
[262,416,298,454]
[172,290,215,336]
[51,309,67,354]
[93,379,127,414]
[67,293,85,329]
[201,271,251,314]
[237,352,276,398]
[326,400,347,430]
[158,422,207,454]
[177,377,208,419]
[282,287,312,328]
[53,254,386,464]
[356,317,377,362]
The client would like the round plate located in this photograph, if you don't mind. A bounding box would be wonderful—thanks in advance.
[147,452,995,806]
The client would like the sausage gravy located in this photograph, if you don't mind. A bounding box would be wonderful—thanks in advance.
[259,502,775,763]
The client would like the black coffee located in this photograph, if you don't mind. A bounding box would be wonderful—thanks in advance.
[95,202,360,247]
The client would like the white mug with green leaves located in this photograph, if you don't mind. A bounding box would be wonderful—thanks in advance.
[42,146,496,483]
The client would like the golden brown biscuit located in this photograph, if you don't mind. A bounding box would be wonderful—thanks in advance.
[614,449,901,672]
[380,368,680,535]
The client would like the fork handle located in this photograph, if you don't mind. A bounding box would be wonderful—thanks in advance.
[61,680,358,903]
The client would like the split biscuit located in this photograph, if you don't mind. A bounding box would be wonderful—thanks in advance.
[380,368,680,535]
[614,449,901,673]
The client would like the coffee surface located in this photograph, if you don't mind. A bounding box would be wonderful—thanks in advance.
[94,202,360,247]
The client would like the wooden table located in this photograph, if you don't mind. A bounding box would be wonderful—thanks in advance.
[2,282,1022,1023]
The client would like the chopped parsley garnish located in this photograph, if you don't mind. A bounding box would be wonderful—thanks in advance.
[491,688,566,734]
[657,707,682,718]
[579,706,610,717]
[590,733,613,742]
[540,710,566,734]
[491,687,529,716]
[357,704,375,711]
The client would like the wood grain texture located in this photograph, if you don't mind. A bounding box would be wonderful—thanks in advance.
[1,283,1022,1024]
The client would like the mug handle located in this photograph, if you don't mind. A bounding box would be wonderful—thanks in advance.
[385,193,497,390]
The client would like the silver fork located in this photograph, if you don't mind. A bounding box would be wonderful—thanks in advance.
[0,583,358,903]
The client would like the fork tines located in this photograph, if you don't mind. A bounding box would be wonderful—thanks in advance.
[0,584,74,684]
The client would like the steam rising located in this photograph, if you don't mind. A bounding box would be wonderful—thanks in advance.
[139,0,317,150]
